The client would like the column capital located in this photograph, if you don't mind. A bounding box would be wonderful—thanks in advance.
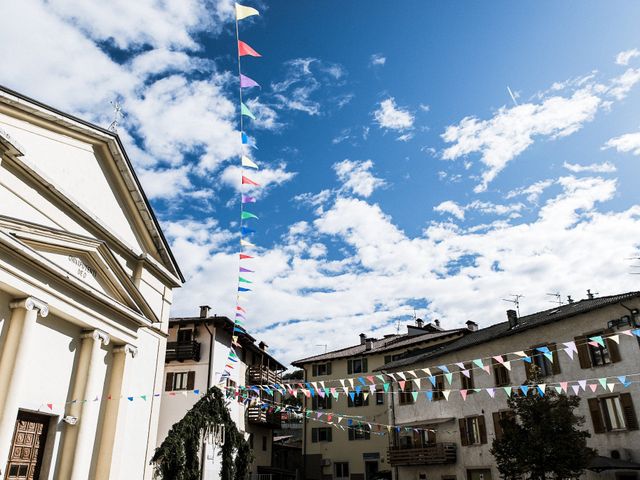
[81,329,110,346]
[113,344,138,358]
[9,297,49,317]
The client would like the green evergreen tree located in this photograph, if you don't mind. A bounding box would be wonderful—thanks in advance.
[152,386,252,480]
[490,366,596,479]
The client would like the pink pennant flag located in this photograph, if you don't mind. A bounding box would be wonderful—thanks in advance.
[366,375,375,384]
[560,382,568,393]
[460,389,468,401]
[398,380,406,391]
[621,328,634,336]
[493,355,504,364]
[588,384,598,392]
[482,365,491,374]
[47,403,53,410]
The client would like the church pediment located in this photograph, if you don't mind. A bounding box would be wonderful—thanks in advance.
[0,219,159,322]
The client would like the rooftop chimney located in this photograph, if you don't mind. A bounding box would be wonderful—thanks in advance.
[415,318,424,328]
[506,309,518,329]
[434,319,440,328]
[359,333,366,345]
[567,295,574,304]
[259,341,268,351]
[365,338,373,351]
[466,320,478,332]
[199,305,211,318]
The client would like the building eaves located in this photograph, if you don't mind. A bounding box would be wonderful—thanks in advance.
[291,329,466,367]
[377,291,640,371]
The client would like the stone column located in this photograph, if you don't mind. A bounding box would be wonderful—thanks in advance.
[94,343,137,480]
[0,297,48,480]
[57,329,109,480]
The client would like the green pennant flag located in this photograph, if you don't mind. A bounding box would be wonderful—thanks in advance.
[383,383,390,392]
[445,373,453,385]
[598,378,607,389]
[239,277,252,284]
[241,211,259,220]
[504,386,512,397]
[241,102,256,119]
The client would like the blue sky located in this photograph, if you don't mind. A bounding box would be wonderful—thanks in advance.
[2,1,640,366]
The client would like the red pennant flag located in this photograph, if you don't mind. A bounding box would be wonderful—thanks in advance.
[242,175,260,186]
[47,403,53,410]
[236,306,246,313]
[238,40,261,57]
[240,254,254,259]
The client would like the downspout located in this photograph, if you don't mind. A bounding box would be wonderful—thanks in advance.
[382,369,399,480]
[200,321,215,480]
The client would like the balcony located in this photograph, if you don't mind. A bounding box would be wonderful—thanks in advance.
[247,406,281,428]
[165,341,201,362]
[388,443,457,466]
[246,365,281,385]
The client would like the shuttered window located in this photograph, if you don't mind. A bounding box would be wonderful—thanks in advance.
[589,394,638,433]
[399,380,415,405]
[347,357,368,374]
[459,415,487,446]
[311,427,332,442]
[576,329,621,369]
[312,362,332,377]
[492,358,510,387]
[312,395,332,410]
[492,410,514,441]
[166,371,195,391]
[348,424,371,441]
[347,392,369,407]
[526,343,560,379]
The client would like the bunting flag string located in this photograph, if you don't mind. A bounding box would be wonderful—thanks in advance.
[220,2,264,383]
[225,327,640,391]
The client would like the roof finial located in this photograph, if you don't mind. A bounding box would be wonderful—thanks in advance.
[108,99,124,133]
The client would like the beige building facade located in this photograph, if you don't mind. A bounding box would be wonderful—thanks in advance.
[380,291,640,480]
[157,306,286,479]
[293,322,469,480]
[0,86,183,479]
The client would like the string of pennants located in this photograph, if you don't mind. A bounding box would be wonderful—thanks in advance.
[31,372,640,430]
[221,3,263,382]
[227,327,640,394]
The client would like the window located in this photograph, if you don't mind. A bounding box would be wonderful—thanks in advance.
[165,371,195,391]
[177,328,193,342]
[398,428,435,448]
[312,394,332,410]
[312,362,332,376]
[347,357,368,374]
[262,435,267,451]
[589,394,639,433]
[492,358,510,387]
[384,354,402,364]
[348,424,371,440]
[432,374,445,401]
[492,410,514,441]
[335,462,349,479]
[348,392,369,407]
[526,343,560,379]
[460,363,475,392]
[399,380,415,405]
[311,427,332,442]
[576,330,621,368]
[376,387,384,405]
[459,415,487,446]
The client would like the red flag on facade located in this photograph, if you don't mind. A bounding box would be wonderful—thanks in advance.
[238,41,261,57]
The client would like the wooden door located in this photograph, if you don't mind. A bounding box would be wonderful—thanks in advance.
[5,411,49,480]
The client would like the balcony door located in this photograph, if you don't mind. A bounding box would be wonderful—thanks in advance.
[364,460,378,480]
[5,411,49,480]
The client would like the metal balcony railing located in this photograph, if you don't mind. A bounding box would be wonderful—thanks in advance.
[388,442,457,466]
[165,341,201,362]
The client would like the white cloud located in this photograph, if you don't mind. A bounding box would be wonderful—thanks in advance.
[220,163,297,197]
[563,161,617,173]
[373,97,414,131]
[506,179,555,204]
[442,88,602,192]
[604,131,640,155]
[333,159,385,198]
[607,67,640,100]
[245,98,282,130]
[434,201,465,220]
[138,165,192,199]
[616,48,640,66]
[370,53,386,67]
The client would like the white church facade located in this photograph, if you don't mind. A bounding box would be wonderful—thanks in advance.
[0,85,183,479]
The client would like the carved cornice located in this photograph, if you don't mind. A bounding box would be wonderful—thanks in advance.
[9,296,49,317]
[81,328,110,346]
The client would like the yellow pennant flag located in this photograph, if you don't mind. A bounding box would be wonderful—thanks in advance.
[236,3,259,21]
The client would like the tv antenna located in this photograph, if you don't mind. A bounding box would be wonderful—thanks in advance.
[502,294,524,317]
[315,344,327,353]
[546,292,562,306]
[108,100,124,133]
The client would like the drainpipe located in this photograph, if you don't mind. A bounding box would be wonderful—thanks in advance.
[382,369,398,480]
[200,321,215,480]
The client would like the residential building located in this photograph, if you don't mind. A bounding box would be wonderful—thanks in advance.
[292,320,469,480]
[0,85,183,479]
[379,291,640,480]
[156,306,286,479]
